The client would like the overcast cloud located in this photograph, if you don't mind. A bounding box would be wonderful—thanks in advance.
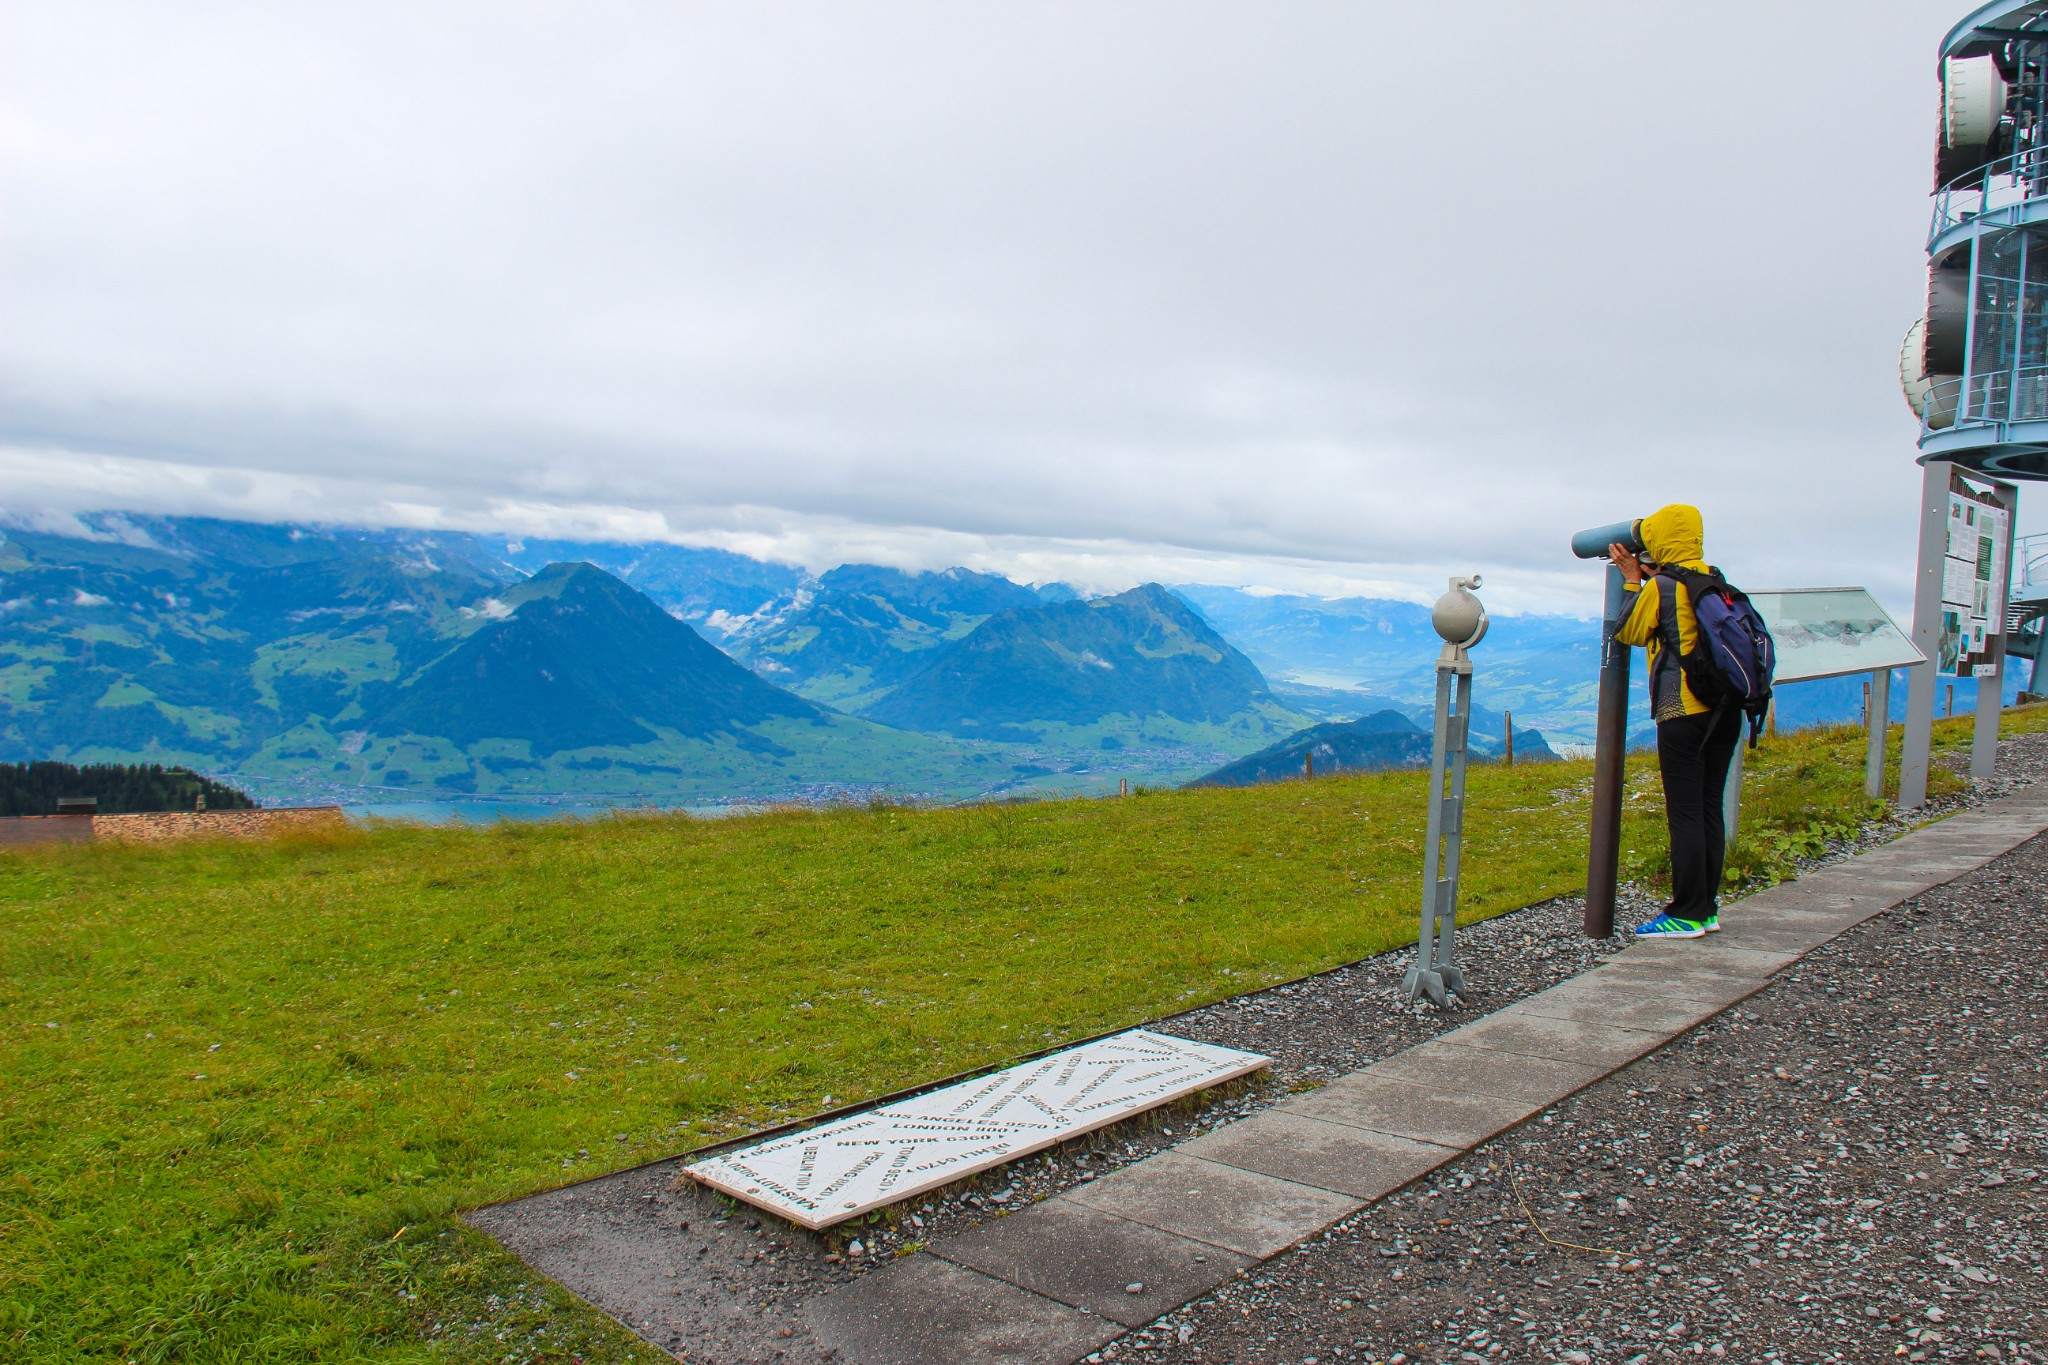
[0,1,1980,612]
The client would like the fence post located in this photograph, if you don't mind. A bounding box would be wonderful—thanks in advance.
[1504,710,1514,766]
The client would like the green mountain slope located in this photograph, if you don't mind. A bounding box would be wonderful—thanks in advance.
[1185,712,1433,787]
[1188,710,1560,788]
[863,584,1309,747]
[366,564,819,753]
[0,517,514,768]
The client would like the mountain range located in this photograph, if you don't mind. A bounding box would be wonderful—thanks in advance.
[0,517,1312,802]
[6,511,1944,804]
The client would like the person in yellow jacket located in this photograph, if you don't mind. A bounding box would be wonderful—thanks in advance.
[1608,504,1743,939]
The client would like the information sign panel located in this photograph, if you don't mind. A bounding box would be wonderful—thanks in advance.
[1938,474,2015,677]
[687,1030,1268,1229]
[1748,588,1925,684]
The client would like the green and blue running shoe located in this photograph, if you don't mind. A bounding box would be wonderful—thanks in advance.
[1635,913,1708,939]
[1705,914,1721,933]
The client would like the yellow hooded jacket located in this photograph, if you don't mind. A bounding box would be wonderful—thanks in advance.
[1614,504,1716,721]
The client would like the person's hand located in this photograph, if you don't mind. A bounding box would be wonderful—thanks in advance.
[1608,543,1646,585]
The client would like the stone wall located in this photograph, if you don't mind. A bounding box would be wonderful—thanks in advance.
[90,806,348,844]
[0,815,96,847]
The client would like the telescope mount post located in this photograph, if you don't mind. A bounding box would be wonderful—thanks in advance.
[1584,563,1631,939]
[1403,639,1474,1007]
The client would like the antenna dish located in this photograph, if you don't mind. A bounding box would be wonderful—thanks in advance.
[1944,54,2007,149]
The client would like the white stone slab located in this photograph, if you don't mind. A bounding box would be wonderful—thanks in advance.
[685,1030,1269,1230]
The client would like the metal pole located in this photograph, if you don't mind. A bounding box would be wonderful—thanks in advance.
[1434,667,1473,1001]
[1584,563,1631,939]
[1404,660,1458,1007]
[1900,459,1951,809]
[1865,667,1891,801]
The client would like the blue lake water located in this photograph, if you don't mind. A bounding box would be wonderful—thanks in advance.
[345,798,751,825]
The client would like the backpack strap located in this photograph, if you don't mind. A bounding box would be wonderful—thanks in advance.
[1654,574,1684,657]
[1656,572,1734,732]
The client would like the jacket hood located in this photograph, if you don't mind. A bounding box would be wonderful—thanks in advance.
[1640,504,1705,568]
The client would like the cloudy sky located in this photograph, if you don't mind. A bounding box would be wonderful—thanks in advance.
[0,1,1982,612]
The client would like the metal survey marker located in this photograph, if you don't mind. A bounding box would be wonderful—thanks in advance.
[685,1029,1268,1229]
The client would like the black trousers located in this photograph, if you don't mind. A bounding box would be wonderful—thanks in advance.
[1656,707,1742,923]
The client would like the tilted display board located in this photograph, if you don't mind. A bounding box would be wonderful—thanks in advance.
[686,1030,1269,1229]
[1748,588,1926,685]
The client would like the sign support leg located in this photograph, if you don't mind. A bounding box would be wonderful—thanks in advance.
[1900,460,1951,810]
[1865,667,1891,801]
[1973,638,2007,780]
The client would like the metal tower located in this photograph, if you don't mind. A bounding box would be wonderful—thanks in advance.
[1897,4,2048,804]
[1910,5,2048,469]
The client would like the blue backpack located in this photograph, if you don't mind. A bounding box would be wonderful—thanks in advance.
[1655,567,1777,747]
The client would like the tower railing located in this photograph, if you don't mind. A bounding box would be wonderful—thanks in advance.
[2013,531,2048,605]
[1929,145,2048,248]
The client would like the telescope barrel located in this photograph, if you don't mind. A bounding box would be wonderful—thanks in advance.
[1570,519,1645,560]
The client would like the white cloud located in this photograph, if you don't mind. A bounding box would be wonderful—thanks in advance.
[0,1,1973,618]
[72,587,110,606]
[459,597,515,621]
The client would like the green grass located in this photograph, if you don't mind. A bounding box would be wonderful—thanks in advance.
[0,707,2028,1362]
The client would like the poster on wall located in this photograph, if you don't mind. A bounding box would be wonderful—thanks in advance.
[1938,473,2014,678]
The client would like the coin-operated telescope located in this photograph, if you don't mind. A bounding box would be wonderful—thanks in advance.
[1402,575,1488,1007]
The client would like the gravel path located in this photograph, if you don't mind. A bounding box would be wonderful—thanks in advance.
[1110,829,2048,1363]
[477,730,2048,1365]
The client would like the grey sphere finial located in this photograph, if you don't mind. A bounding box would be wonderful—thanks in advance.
[1431,575,1488,648]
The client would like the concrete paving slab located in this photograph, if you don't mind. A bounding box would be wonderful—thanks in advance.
[1735,880,1904,915]
[1276,1072,1540,1149]
[1729,895,1897,931]
[934,1199,1250,1328]
[1839,857,1990,884]
[1660,921,1845,955]
[1447,1008,1676,1070]
[1062,1151,1360,1259]
[1508,977,1725,1033]
[803,1253,1119,1365]
[1819,848,1986,878]
[1616,937,1805,975]
[1342,1038,1607,1108]
[1578,961,1762,1009]
[1175,1109,1457,1200]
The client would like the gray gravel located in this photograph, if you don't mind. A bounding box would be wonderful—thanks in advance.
[1108,812,2048,1363]
[476,728,2047,1365]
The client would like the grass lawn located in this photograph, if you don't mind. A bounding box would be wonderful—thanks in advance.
[0,709,2023,1362]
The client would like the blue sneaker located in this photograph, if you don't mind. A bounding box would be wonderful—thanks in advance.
[1636,913,1708,939]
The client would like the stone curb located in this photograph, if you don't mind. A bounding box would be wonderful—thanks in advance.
[803,791,2048,1365]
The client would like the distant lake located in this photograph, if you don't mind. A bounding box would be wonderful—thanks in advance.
[344,798,753,825]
